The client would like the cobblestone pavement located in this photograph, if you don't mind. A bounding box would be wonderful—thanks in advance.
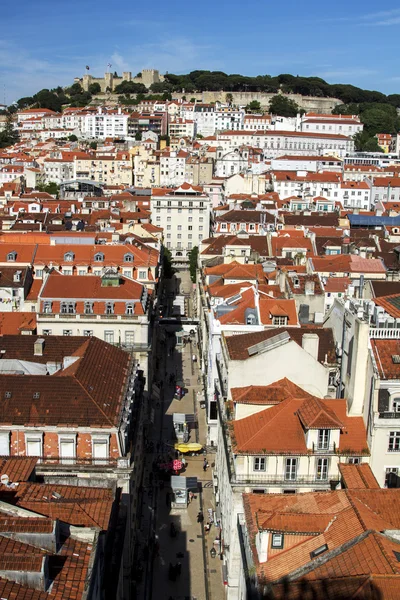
[136,271,224,600]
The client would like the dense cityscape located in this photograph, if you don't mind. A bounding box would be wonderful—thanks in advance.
[1,51,400,600]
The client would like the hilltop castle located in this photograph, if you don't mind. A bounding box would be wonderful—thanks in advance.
[74,69,165,93]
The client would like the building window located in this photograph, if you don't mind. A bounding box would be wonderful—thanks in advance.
[271,533,284,549]
[36,269,43,278]
[385,467,399,487]
[389,431,400,451]
[0,432,10,456]
[25,434,43,458]
[254,457,266,471]
[392,399,400,412]
[7,252,17,262]
[316,458,329,480]
[61,302,75,314]
[43,301,52,314]
[348,457,361,464]
[105,302,114,315]
[84,302,93,314]
[94,253,104,262]
[78,269,86,276]
[104,330,114,344]
[59,434,76,464]
[272,316,288,326]
[64,252,74,262]
[42,329,52,336]
[63,330,72,336]
[124,253,134,262]
[139,270,147,279]
[92,435,109,465]
[285,458,297,481]
[83,330,93,336]
[125,331,135,346]
[126,303,134,315]
[318,429,330,450]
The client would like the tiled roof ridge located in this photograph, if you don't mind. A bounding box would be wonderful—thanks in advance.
[297,396,344,429]
[345,491,388,534]
[373,532,399,575]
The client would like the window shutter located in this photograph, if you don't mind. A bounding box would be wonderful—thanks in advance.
[378,389,390,413]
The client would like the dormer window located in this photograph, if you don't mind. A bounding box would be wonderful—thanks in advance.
[105,302,114,315]
[64,252,74,262]
[246,314,256,325]
[126,302,134,315]
[84,301,93,315]
[124,253,134,263]
[7,251,17,262]
[43,301,52,314]
[272,316,288,326]
[94,253,104,262]
[317,429,330,450]
[61,302,75,314]
[271,533,284,549]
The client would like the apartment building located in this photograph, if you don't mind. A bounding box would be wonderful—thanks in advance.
[150,183,212,259]
[36,271,150,364]
[243,114,271,131]
[301,113,363,137]
[214,374,367,598]
[217,130,355,158]
[82,107,129,139]
[168,117,196,140]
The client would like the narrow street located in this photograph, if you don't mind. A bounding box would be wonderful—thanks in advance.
[135,270,224,600]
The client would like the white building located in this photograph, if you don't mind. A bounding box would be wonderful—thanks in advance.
[82,107,129,139]
[159,150,189,187]
[302,113,363,137]
[150,183,211,259]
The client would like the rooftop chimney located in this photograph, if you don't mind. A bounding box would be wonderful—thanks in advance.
[34,338,45,357]
[301,333,319,361]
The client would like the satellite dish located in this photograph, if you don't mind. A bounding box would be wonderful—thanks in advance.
[1,474,9,486]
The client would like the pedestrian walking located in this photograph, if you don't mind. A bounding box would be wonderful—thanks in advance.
[197,511,204,523]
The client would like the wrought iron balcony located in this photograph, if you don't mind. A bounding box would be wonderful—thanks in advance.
[234,473,334,486]
[379,412,400,419]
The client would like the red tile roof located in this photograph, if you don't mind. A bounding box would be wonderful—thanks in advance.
[224,327,336,363]
[232,397,366,454]
[0,335,131,427]
[339,463,380,489]
[243,488,400,593]
[231,378,313,405]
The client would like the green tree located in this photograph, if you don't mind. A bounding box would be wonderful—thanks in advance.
[189,246,199,283]
[135,132,142,141]
[65,83,83,96]
[354,131,383,152]
[37,181,59,196]
[90,141,98,150]
[190,97,196,103]
[33,89,64,112]
[89,82,101,94]
[114,81,147,94]
[269,95,299,117]
[68,134,78,142]
[0,113,19,148]
[226,93,233,105]
[16,96,34,109]
[162,248,175,278]
[246,100,262,113]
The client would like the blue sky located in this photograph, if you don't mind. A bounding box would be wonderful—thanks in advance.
[1,0,400,103]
